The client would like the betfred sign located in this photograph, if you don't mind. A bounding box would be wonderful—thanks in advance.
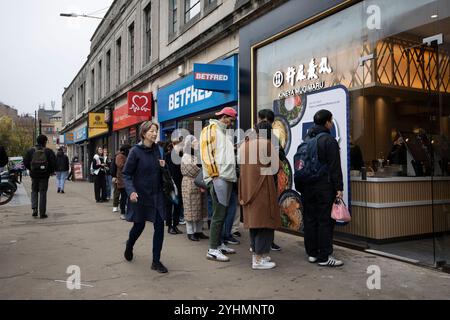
[127,92,152,117]
[113,103,149,132]
[193,63,233,92]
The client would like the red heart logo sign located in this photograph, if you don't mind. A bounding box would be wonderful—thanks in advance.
[132,95,149,109]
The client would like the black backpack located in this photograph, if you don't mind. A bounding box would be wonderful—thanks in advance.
[293,132,329,187]
[31,147,48,174]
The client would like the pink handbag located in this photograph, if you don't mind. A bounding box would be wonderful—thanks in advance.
[331,198,351,222]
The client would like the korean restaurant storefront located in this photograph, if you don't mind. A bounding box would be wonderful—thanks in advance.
[157,55,238,141]
[240,0,450,269]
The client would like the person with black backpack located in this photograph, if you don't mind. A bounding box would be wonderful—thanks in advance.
[294,109,344,267]
[24,135,57,219]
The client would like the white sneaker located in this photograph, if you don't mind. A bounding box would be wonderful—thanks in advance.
[120,214,126,220]
[219,243,236,255]
[112,207,119,213]
[252,258,276,270]
[206,249,230,262]
[318,256,344,267]
[252,255,271,264]
[308,256,318,263]
[249,247,253,252]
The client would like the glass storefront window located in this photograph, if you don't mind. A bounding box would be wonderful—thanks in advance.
[254,0,450,268]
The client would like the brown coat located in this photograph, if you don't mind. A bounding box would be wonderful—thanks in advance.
[238,137,281,230]
[181,154,206,222]
[115,153,127,189]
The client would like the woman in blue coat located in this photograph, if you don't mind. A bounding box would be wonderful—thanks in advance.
[122,121,168,273]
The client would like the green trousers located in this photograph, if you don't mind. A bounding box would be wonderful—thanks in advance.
[208,183,227,249]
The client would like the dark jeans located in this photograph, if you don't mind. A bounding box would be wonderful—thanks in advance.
[94,172,107,201]
[127,212,165,263]
[113,184,120,207]
[31,177,49,215]
[119,188,128,214]
[208,183,228,249]
[166,202,181,228]
[250,228,274,255]
[221,190,237,241]
[301,184,336,262]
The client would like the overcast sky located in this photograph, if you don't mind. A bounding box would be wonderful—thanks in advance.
[0,0,114,115]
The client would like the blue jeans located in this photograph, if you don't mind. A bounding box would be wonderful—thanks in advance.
[105,174,112,199]
[55,171,68,191]
[221,190,237,242]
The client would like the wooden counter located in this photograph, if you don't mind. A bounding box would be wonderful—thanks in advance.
[338,177,450,240]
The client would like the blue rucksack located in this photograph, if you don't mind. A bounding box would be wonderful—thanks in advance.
[293,132,329,187]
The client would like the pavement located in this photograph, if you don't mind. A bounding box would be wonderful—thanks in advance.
[1,176,449,300]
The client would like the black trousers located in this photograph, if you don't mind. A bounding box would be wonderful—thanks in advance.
[119,188,128,214]
[166,202,181,228]
[31,177,49,215]
[301,183,336,262]
[249,228,274,255]
[127,212,165,263]
[93,172,107,201]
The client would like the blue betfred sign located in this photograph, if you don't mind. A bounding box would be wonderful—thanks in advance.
[157,55,237,122]
[194,63,233,92]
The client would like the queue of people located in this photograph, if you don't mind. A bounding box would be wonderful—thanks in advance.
[86,106,344,274]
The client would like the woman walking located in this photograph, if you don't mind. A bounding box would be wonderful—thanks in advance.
[238,121,281,269]
[122,122,168,273]
[181,135,208,241]
[92,147,107,203]
[55,147,70,193]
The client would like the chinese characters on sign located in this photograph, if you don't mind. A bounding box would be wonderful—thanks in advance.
[273,57,333,88]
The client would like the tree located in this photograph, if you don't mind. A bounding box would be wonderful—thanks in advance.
[0,116,34,158]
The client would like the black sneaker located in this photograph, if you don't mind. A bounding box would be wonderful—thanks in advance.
[32,209,38,217]
[40,214,48,219]
[271,243,281,251]
[233,231,242,237]
[124,242,133,261]
[224,236,240,245]
[61,190,65,194]
[151,261,168,273]
[57,188,60,193]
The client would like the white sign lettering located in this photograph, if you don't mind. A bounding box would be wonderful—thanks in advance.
[168,85,213,111]
[273,56,333,88]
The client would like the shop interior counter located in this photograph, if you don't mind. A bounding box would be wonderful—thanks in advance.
[338,176,450,241]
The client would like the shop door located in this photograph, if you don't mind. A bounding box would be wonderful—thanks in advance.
[430,14,450,270]
[354,12,450,269]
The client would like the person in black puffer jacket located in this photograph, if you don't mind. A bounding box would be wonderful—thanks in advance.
[55,147,70,194]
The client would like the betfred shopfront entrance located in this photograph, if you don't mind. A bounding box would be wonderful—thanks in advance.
[241,0,450,270]
[157,55,238,141]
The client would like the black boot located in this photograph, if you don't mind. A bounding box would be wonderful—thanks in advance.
[195,232,209,240]
[168,227,177,235]
[124,241,133,261]
[40,213,48,219]
[188,234,199,241]
[151,261,168,273]
[32,208,38,218]
[174,226,183,234]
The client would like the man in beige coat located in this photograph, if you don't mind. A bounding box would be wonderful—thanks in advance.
[239,121,281,269]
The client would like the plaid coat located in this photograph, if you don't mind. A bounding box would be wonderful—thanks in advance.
[181,154,206,222]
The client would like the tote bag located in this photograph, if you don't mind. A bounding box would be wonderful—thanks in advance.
[331,198,351,222]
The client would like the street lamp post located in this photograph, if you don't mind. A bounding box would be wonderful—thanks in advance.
[59,13,112,21]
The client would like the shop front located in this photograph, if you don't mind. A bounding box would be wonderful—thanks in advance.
[112,103,149,147]
[157,54,238,141]
[88,112,110,160]
[73,123,89,180]
[240,0,450,269]
[64,131,75,161]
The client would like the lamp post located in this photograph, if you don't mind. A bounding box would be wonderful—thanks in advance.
[59,13,112,21]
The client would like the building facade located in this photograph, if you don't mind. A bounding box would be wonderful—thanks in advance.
[61,0,450,270]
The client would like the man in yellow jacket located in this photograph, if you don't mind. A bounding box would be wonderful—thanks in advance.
[200,107,238,262]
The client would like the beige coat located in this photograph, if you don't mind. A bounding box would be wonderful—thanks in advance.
[181,154,206,222]
[238,137,281,230]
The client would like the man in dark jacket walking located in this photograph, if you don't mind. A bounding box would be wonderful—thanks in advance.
[24,135,57,218]
[295,109,344,267]
[55,147,70,193]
